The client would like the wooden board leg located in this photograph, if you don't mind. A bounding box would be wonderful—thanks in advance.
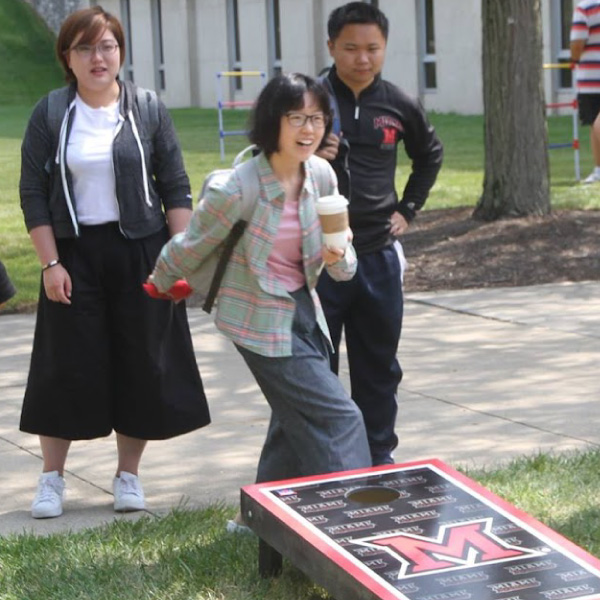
[258,538,282,578]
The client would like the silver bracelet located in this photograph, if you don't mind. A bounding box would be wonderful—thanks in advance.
[41,259,60,271]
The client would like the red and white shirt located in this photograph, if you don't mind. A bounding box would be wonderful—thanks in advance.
[571,0,600,93]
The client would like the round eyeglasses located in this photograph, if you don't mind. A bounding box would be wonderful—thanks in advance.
[69,41,119,58]
[285,113,328,128]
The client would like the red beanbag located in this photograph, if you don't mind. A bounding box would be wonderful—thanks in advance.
[143,279,193,301]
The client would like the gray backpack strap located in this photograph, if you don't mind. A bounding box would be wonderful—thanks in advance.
[232,143,258,167]
[235,156,260,222]
[201,156,259,314]
[47,86,71,141]
[307,156,333,197]
[135,86,160,138]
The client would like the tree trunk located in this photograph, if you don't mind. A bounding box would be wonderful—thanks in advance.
[474,0,551,221]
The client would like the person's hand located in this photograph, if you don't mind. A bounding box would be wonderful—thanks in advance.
[390,211,409,237]
[143,278,192,302]
[322,245,345,265]
[316,132,341,161]
[43,263,72,305]
[321,229,353,265]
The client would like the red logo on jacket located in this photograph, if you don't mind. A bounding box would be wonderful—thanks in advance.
[374,115,402,148]
[382,127,398,145]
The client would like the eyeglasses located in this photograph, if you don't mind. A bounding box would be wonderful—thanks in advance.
[285,112,328,128]
[69,41,119,58]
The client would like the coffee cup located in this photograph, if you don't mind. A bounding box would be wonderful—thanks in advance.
[316,195,349,249]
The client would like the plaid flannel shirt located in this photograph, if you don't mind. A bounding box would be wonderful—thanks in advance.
[152,153,357,357]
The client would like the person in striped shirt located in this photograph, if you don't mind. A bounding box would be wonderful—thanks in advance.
[571,0,600,183]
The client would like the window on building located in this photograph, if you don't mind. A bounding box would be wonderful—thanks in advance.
[150,0,165,91]
[423,0,436,89]
[120,0,134,82]
[267,0,282,77]
[417,0,437,92]
[227,0,242,91]
[557,0,573,89]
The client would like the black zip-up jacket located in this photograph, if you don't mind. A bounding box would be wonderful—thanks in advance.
[327,67,443,255]
[20,80,192,240]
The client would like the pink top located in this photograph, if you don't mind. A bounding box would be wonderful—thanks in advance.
[267,195,306,292]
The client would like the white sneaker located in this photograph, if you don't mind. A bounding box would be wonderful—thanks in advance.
[582,170,600,184]
[31,471,65,519]
[226,519,254,535]
[113,471,146,512]
[226,511,254,535]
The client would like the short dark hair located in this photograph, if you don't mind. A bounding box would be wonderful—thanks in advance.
[327,2,389,42]
[248,73,333,157]
[56,6,125,83]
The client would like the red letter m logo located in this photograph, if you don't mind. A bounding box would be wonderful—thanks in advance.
[353,518,543,579]
[382,127,397,145]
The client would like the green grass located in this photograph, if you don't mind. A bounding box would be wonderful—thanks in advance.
[1,451,599,599]
[425,112,600,209]
[470,451,600,556]
[0,0,63,105]
[2,107,599,312]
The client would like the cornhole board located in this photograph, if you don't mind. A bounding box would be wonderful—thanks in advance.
[241,458,600,600]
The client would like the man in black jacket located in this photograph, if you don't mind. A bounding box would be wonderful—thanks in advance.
[317,2,443,465]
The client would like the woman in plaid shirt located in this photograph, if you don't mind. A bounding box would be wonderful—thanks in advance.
[151,73,371,521]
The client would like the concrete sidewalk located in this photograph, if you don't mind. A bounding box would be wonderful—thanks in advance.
[1,281,599,537]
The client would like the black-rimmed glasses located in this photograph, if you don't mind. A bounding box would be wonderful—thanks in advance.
[285,112,328,128]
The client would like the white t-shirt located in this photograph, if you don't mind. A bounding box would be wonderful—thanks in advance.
[67,95,120,224]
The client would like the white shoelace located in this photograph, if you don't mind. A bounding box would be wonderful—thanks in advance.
[36,480,61,503]
[117,477,142,497]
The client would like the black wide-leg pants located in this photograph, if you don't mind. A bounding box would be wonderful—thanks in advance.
[20,224,210,441]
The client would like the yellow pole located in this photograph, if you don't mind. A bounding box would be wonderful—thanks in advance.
[543,63,573,69]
